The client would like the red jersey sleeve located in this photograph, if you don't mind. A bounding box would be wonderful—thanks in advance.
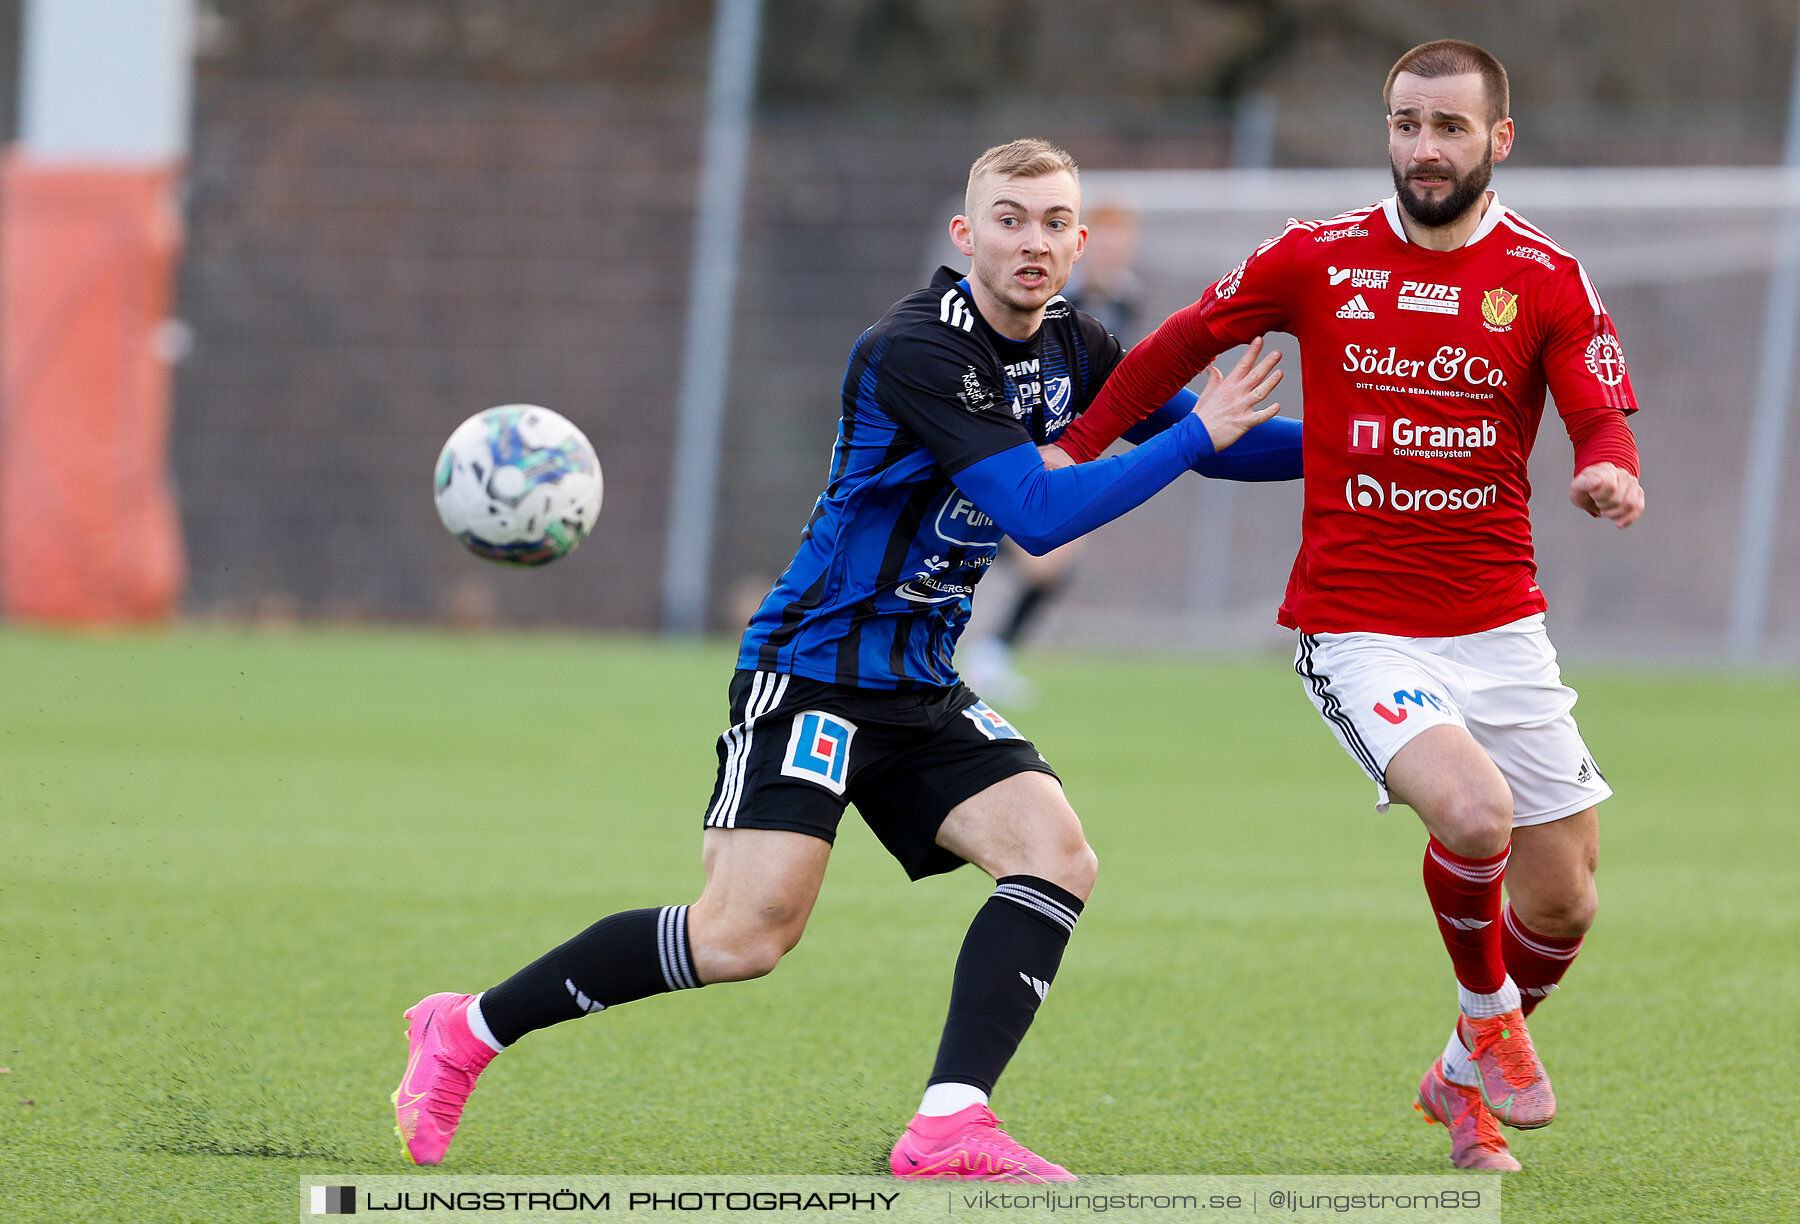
[1539,261,1641,476]
[1057,225,1299,462]
[1541,262,1639,417]
[1564,405,1640,477]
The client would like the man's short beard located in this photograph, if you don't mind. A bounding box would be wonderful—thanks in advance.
[1392,147,1494,228]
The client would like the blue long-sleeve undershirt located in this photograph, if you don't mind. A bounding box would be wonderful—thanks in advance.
[950,413,1216,556]
[1122,389,1303,482]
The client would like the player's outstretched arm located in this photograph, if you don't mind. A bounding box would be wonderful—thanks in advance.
[1189,336,1284,451]
[1570,463,1645,528]
[953,342,1283,555]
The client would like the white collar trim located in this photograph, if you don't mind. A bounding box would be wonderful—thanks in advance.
[1382,192,1509,249]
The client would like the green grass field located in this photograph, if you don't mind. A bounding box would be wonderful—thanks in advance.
[3,628,1796,1222]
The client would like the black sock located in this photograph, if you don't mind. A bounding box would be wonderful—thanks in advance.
[478,905,701,1047]
[927,875,1083,1093]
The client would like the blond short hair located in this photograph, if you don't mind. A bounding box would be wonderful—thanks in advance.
[964,139,1080,214]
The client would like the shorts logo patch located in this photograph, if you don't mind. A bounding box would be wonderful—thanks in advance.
[962,701,1023,740]
[781,711,856,795]
[1375,687,1446,724]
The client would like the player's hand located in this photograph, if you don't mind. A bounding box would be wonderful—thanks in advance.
[1038,443,1076,470]
[1192,335,1284,452]
[1569,462,1644,528]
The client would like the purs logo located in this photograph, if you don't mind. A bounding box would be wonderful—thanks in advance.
[1398,281,1461,315]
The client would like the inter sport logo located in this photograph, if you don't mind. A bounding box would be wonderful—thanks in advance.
[1329,266,1391,288]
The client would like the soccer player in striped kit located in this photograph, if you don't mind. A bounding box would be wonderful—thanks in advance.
[1055,41,1644,1171]
[392,139,1299,1178]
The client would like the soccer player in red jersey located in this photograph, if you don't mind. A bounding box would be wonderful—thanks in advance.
[1054,40,1644,1171]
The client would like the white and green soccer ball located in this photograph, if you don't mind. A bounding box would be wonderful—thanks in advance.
[433,405,603,566]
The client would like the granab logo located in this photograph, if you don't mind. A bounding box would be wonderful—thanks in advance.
[1349,414,1386,453]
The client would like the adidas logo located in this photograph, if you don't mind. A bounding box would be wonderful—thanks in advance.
[1019,972,1050,1003]
[1576,759,1593,784]
[1437,913,1493,931]
[1336,294,1375,320]
[565,978,607,1014]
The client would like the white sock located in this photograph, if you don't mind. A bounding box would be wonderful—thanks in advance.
[1441,1028,1479,1087]
[1458,976,1521,1020]
[466,993,506,1053]
[917,1082,988,1117]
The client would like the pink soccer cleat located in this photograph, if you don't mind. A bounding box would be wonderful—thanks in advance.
[890,1104,1076,1182]
[392,992,498,1165]
[1459,1008,1555,1130]
[1415,1057,1522,1171]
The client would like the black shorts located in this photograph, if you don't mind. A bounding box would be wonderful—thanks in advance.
[702,669,1059,880]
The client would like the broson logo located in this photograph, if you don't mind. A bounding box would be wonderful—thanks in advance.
[1345,474,1498,513]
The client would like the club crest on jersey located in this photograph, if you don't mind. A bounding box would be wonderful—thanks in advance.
[1481,288,1519,331]
[961,701,1024,741]
[1584,334,1627,386]
[782,711,856,795]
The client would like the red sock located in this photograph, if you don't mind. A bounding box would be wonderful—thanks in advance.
[1422,837,1508,994]
[1502,903,1584,1016]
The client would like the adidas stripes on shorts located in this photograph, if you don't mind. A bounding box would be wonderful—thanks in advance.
[1294,613,1613,825]
[702,669,1058,880]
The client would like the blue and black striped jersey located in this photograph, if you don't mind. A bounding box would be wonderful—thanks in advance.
[738,266,1124,690]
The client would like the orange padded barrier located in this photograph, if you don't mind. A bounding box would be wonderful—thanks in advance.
[0,154,185,623]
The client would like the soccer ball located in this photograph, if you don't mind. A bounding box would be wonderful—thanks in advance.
[433,405,603,566]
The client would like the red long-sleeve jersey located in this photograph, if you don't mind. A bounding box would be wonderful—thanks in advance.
[1060,195,1641,637]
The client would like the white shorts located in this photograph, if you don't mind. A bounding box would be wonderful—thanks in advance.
[1293,613,1612,826]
